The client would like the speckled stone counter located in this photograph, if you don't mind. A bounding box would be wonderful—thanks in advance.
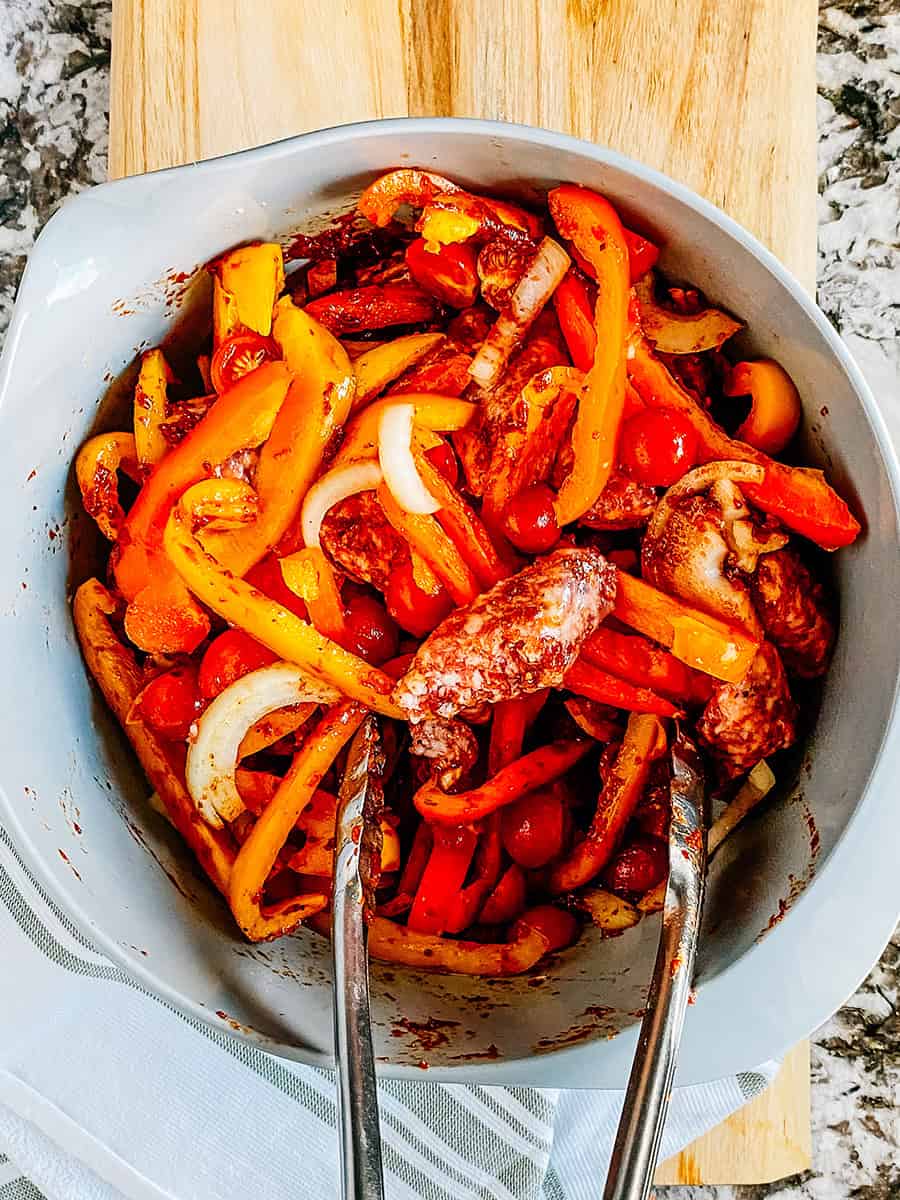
[1,2,898,1196]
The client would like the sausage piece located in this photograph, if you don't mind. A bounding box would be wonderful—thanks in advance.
[749,548,835,679]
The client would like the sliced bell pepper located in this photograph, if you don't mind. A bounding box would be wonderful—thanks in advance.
[487,691,549,776]
[613,570,759,684]
[378,820,434,918]
[408,825,480,935]
[228,702,364,941]
[724,359,802,456]
[279,545,349,645]
[622,228,660,283]
[366,909,554,975]
[418,192,542,246]
[547,713,667,894]
[478,863,527,925]
[133,348,172,468]
[203,302,355,578]
[406,238,479,308]
[580,625,714,706]
[114,360,293,654]
[358,168,462,227]
[335,394,475,465]
[552,271,596,371]
[162,485,402,717]
[563,659,681,717]
[75,431,140,541]
[548,185,631,525]
[414,740,591,826]
[376,483,479,606]
[352,332,446,412]
[627,338,860,549]
[212,242,285,346]
[303,283,441,335]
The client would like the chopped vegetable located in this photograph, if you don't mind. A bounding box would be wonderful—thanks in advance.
[724,359,802,455]
[133,348,171,467]
[634,273,742,355]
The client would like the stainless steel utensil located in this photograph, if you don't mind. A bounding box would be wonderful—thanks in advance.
[332,716,385,1200]
[603,725,707,1200]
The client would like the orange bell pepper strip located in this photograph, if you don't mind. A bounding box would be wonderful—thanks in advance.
[548,185,631,525]
[376,483,479,606]
[414,740,592,827]
[563,659,681,718]
[413,446,509,590]
[365,908,557,976]
[162,484,402,717]
[627,338,860,550]
[279,546,349,645]
[228,702,365,941]
[113,360,292,653]
[580,625,714,706]
[203,301,356,577]
[75,431,140,540]
[408,824,480,935]
[358,168,463,227]
[72,578,236,896]
[724,359,802,456]
[552,271,596,371]
[613,570,759,684]
[133,348,172,468]
[212,242,285,346]
[547,713,667,894]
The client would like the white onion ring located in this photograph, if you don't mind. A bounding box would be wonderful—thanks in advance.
[377,402,440,515]
[185,663,339,827]
[468,237,571,389]
[300,459,384,548]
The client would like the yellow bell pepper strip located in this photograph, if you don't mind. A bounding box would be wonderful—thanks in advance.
[72,579,236,895]
[133,348,171,469]
[612,570,759,684]
[334,394,475,465]
[188,477,259,533]
[163,485,402,717]
[75,431,140,540]
[376,483,479,606]
[228,701,365,941]
[113,361,291,654]
[547,713,667,894]
[627,338,860,550]
[548,185,631,525]
[351,332,446,413]
[414,740,592,826]
[365,909,555,976]
[270,296,355,413]
[724,359,802,456]
[280,545,349,645]
[212,242,285,346]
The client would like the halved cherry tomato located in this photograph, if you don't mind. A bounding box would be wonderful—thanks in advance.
[500,782,568,869]
[479,864,527,925]
[342,594,399,665]
[425,440,459,488]
[210,332,280,394]
[512,904,578,952]
[501,483,561,554]
[405,238,479,308]
[245,554,309,620]
[601,835,668,896]
[619,409,697,487]
[198,629,278,700]
[136,667,201,740]
[384,559,453,638]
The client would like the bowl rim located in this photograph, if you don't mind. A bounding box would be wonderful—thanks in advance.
[3,114,900,1087]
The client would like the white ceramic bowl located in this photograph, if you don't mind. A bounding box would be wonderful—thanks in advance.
[1,119,898,1087]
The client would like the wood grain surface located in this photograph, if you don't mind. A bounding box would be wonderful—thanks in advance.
[109,0,816,1183]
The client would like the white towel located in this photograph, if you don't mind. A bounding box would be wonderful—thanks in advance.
[0,826,777,1200]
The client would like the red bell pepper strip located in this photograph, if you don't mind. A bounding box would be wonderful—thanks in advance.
[379,821,433,918]
[548,185,631,525]
[627,338,860,550]
[564,659,680,717]
[622,229,660,282]
[479,863,527,925]
[303,283,441,335]
[580,625,714,706]
[552,271,596,371]
[408,825,480,935]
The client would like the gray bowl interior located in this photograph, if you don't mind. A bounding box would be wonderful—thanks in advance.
[1,122,897,1086]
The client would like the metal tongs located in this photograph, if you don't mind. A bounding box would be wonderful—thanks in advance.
[332,716,386,1200]
[603,725,708,1200]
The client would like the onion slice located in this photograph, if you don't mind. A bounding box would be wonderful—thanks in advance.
[468,237,571,389]
[378,402,441,515]
[300,459,384,548]
[185,663,339,828]
[634,274,742,354]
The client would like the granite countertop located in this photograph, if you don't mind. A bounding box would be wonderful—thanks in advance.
[1,1,898,1196]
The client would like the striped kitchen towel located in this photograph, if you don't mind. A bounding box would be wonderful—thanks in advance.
[0,826,776,1200]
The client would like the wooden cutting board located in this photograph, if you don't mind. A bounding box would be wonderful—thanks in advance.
[109,0,815,1183]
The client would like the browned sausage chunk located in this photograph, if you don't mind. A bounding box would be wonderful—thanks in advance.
[749,548,835,678]
[393,546,617,720]
[319,491,408,591]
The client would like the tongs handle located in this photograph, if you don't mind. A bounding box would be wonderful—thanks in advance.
[603,728,707,1200]
[332,717,385,1200]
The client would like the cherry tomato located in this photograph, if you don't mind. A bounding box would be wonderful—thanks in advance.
[385,560,453,638]
[245,554,308,620]
[210,332,280,393]
[342,594,400,665]
[479,864,527,925]
[137,667,201,740]
[601,835,668,896]
[619,409,697,487]
[500,782,568,869]
[425,440,459,488]
[198,629,278,700]
[513,905,579,952]
[501,483,561,554]
[405,237,479,308]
